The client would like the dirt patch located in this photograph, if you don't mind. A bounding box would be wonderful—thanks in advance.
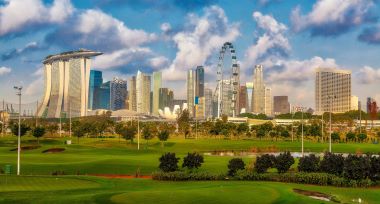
[42,148,65,153]
[91,174,152,179]
[10,145,41,151]
[293,188,340,203]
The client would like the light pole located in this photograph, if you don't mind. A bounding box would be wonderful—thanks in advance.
[137,116,140,150]
[359,101,362,134]
[321,112,324,143]
[301,107,304,157]
[328,95,335,153]
[14,86,22,176]
[291,107,294,142]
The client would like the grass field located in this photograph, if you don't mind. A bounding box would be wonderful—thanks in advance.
[1,175,379,204]
[1,135,379,175]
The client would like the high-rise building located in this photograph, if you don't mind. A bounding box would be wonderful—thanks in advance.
[221,80,233,116]
[252,65,272,115]
[136,70,151,114]
[159,88,174,110]
[128,76,137,111]
[88,70,103,110]
[367,97,376,113]
[195,66,204,97]
[273,96,290,115]
[204,88,213,118]
[110,77,127,111]
[187,70,195,117]
[238,86,248,114]
[152,72,162,115]
[97,81,110,110]
[315,68,351,114]
[350,95,359,111]
[38,49,102,118]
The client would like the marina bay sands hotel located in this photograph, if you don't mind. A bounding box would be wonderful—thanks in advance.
[37,49,102,118]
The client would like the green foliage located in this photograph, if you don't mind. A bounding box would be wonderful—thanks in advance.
[281,130,290,138]
[346,132,356,141]
[46,123,59,136]
[142,126,153,141]
[32,126,45,143]
[275,112,312,119]
[159,152,180,172]
[343,154,370,180]
[182,152,204,170]
[177,109,191,137]
[239,113,268,120]
[122,126,137,142]
[320,152,344,176]
[152,171,225,181]
[357,133,367,142]
[227,158,245,176]
[369,155,380,181]
[254,154,275,173]
[158,130,169,142]
[236,123,249,135]
[331,132,340,141]
[11,123,30,137]
[298,154,320,172]
[274,152,295,173]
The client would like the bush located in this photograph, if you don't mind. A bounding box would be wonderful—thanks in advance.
[320,152,344,176]
[159,152,180,172]
[331,132,340,142]
[228,158,245,176]
[346,132,356,141]
[357,133,367,142]
[152,171,225,181]
[255,154,275,173]
[298,154,320,172]
[343,154,370,180]
[369,155,380,181]
[274,152,294,173]
[182,152,204,170]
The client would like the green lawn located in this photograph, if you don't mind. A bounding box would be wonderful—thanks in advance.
[0,175,379,204]
[0,136,379,175]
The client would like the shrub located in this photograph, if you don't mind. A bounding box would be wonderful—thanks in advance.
[274,152,294,173]
[346,132,356,141]
[298,154,320,172]
[255,154,275,173]
[320,152,344,176]
[369,155,380,181]
[343,154,370,180]
[182,152,204,170]
[152,171,225,181]
[357,133,367,142]
[159,152,180,172]
[228,158,245,176]
[331,132,340,142]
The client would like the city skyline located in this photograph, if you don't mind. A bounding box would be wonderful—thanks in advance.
[1,0,380,108]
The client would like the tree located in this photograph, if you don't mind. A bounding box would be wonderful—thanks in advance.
[177,109,191,138]
[369,155,380,181]
[274,152,294,173]
[281,130,290,138]
[32,126,45,144]
[331,132,340,142]
[346,132,356,141]
[256,129,266,140]
[159,152,180,172]
[158,130,169,147]
[142,126,154,148]
[236,123,249,136]
[343,154,370,180]
[73,125,85,144]
[227,158,245,176]
[255,154,275,173]
[357,133,367,142]
[122,126,137,143]
[182,152,204,170]
[269,131,278,141]
[115,123,126,143]
[11,123,30,137]
[46,123,58,137]
[298,154,320,172]
[320,152,344,176]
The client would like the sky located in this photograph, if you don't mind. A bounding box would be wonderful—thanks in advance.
[1,0,380,109]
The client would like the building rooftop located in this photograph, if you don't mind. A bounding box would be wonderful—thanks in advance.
[43,49,103,64]
[315,67,351,74]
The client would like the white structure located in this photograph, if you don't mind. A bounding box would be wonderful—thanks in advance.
[315,68,351,115]
[252,65,272,116]
[38,49,102,118]
[350,95,359,111]
[264,87,273,116]
[136,70,151,114]
[152,71,162,115]
[187,70,195,117]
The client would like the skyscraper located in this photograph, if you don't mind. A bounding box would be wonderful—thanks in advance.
[221,80,233,116]
[195,66,204,97]
[38,49,102,118]
[97,81,110,110]
[238,85,248,114]
[350,95,359,111]
[128,76,137,111]
[187,66,205,118]
[159,88,174,111]
[264,87,272,116]
[110,77,127,111]
[136,70,151,114]
[204,88,213,118]
[273,96,290,115]
[187,70,195,117]
[315,68,351,114]
[152,72,162,115]
[88,70,103,110]
[252,65,271,115]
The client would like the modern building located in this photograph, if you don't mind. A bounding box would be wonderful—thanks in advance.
[97,81,110,110]
[350,95,359,111]
[238,85,248,114]
[128,76,137,111]
[252,65,272,116]
[187,70,196,117]
[204,88,213,118]
[315,68,351,114]
[152,72,162,115]
[221,80,233,117]
[159,88,174,111]
[38,49,102,118]
[110,77,127,111]
[88,70,103,110]
[264,87,273,116]
[136,70,151,114]
[195,66,204,98]
[273,96,290,115]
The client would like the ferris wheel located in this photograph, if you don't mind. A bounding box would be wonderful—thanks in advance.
[215,42,240,118]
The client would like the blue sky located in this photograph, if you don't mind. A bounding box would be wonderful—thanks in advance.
[1,0,380,108]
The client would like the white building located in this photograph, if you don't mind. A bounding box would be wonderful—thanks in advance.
[350,95,359,111]
[252,65,272,116]
[136,70,151,114]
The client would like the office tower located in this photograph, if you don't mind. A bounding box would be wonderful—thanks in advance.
[110,77,127,111]
[273,96,290,115]
[38,49,102,118]
[88,70,103,110]
[221,80,233,116]
[195,66,205,97]
[204,88,213,118]
[159,88,174,110]
[315,68,351,114]
[128,76,137,111]
[367,97,376,113]
[264,87,272,116]
[238,86,248,114]
[252,65,265,114]
[350,95,359,111]
[245,82,253,113]
[136,70,151,114]
[152,72,162,115]
[187,70,195,117]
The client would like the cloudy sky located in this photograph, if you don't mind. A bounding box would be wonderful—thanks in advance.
[1,0,380,108]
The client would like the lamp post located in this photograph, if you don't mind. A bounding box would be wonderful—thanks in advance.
[328,95,336,153]
[14,86,22,176]
[301,107,304,157]
[321,112,324,143]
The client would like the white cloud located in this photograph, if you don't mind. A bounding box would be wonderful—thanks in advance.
[357,66,380,84]
[160,22,171,32]
[0,66,11,75]
[149,56,170,70]
[291,0,375,36]
[162,5,240,81]
[0,0,73,36]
